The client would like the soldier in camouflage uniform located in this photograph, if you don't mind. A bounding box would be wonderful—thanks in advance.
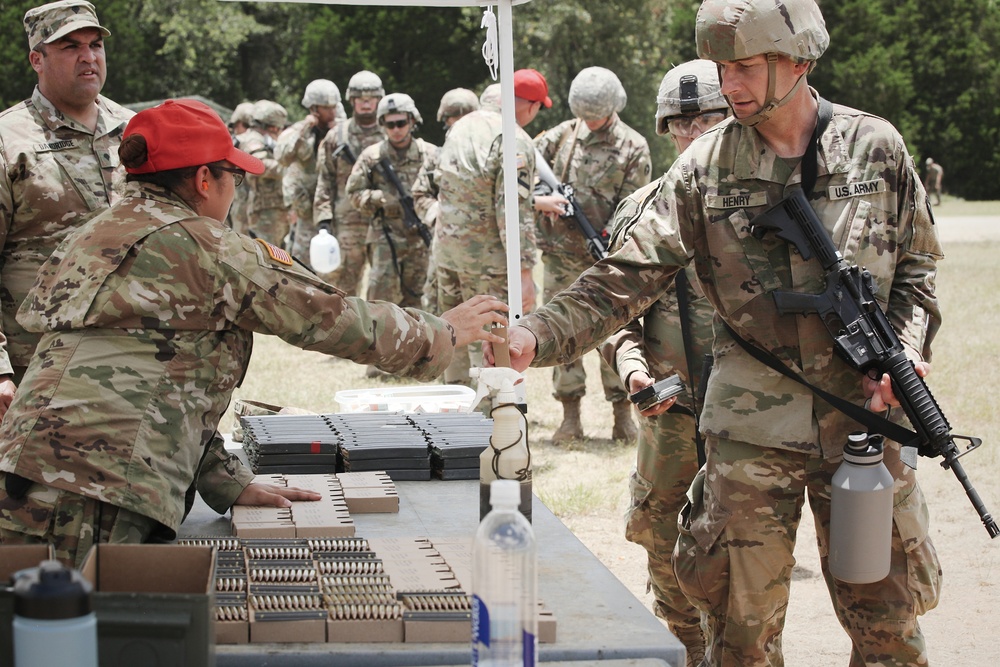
[0,1,133,407]
[243,100,290,246]
[314,71,385,290]
[433,69,548,384]
[597,60,731,667]
[413,88,481,315]
[345,93,436,310]
[276,79,346,259]
[227,101,256,235]
[0,100,508,567]
[533,66,651,443]
[503,1,943,664]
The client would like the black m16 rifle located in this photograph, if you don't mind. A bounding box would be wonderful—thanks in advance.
[534,150,608,262]
[332,142,357,165]
[373,157,432,247]
[751,188,998,538]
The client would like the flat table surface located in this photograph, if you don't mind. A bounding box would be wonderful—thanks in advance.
[180,479,684,667]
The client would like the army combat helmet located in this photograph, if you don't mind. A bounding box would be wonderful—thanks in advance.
[437,88,479,123]
[301,79,342,109]
[229,102,256,130]
[252,100,288,131]
[655,59,727,136]
[568,66,627,122]
[695,0,829,126]
[347,70,385,101]
[377,93,423,126]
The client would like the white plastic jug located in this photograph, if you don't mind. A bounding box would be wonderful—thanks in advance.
[309,228,341,273]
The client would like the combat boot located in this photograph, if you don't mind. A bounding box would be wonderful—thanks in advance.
[611,400,637,442]
[551,398,584,444]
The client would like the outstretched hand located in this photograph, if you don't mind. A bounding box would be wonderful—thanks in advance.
[484,325,537,372]
[863,361,931,413]
[441,295,509,348]
[234,483,322,508]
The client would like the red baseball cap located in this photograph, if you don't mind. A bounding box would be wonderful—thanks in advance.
[513,68,552,108]
[123,99,265,175]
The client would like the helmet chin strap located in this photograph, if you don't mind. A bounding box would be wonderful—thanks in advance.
[726,53,812,127]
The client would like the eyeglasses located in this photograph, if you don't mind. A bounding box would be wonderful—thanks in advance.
[213,165,245,187]
[667,111,728,138]
[383,119,410,130]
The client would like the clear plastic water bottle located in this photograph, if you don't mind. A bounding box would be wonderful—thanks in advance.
[471,479,537,667]
[13,560,98,667]
[309,227,341,273]
[829,432,895,584]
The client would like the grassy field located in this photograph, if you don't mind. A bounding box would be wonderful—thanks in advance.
[224,217,1000,664]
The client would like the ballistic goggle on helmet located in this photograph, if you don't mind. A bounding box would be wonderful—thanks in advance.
[655,59,728,136]
[347,70,385,101]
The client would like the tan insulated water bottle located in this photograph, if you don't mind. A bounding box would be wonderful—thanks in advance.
[829,432,895,584]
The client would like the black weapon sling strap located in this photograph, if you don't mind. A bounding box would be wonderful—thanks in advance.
[720,96,922,453]
[672,270,709,466]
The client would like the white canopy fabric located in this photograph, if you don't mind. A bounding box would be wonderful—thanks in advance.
[223,0,532,323]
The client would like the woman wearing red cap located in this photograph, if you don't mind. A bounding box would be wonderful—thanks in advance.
[0,100,507,567]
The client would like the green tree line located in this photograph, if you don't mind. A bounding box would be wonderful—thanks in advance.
[1,0,996,198]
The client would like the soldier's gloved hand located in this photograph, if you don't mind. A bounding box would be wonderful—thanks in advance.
[369,190,387,209]
[318,220,332,234]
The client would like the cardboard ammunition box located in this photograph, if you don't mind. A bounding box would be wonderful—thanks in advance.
[0,544,53,666]
[249,608,326,643]
[80,544,215,667]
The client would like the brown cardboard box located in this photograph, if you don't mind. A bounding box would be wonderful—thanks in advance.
[79,544,215,667]
[249,610,326,643]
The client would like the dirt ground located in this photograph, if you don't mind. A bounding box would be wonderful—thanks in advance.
[562,213,999,667]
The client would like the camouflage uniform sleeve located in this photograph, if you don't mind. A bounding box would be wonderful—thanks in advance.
[618,137,653,213]
[492,132,538,269]
[274,121,314,167]
[889,146,944,362]
[411,151,439,226]
[345,146,382,215]
[600,318,649,388]
[522,187,689,366]
[222,233,456,380]
[313,130,336,224]
[0,146,13,374]
[194,432,255,513]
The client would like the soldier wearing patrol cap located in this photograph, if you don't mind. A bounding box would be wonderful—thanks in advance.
[503,0,942,663]
[0,99,509,567]
[0,0,134,408]
[313,70,385,292]
[533,66,651,444]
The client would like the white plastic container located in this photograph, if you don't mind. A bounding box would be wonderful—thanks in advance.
[309,228,341,273]
[13,560,98,667]
[335,384,477,414]
[471,480,537,667]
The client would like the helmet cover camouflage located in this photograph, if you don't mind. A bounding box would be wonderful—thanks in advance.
[377,93,422,126]
[252,100,288,129]
[229,102,256,128]
[437,88,480,122]
[568,66,627,121]
[655,60,727,135]
[479,83,502,109]
[301,79,342,109]
[695,0,829,63]
[347,70,385,101]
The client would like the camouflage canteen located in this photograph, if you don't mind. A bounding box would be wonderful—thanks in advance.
[695,0,829,63]
[347,70,385,101]
[229,101,256,129]
[655,60,727,135]
[437,88,480,122]
[301,79,342,109]
[377,93,422,126]
[23,0,108,51]
[252,99,288,130]
[568,66,627,121]
[479,83,502,109]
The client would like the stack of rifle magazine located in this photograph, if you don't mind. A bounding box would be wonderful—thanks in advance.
[408,413,493,480]
[241,414,340,474]
[239,412,493,481]
[330,413,432,480]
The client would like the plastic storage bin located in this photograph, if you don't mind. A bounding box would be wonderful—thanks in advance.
[335,385,477,414]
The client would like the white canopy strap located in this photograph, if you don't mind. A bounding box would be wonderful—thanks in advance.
[480,5,499,81]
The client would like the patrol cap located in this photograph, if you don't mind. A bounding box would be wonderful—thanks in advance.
[123,99,265,176]
[513,69,552,108]
[695,0,829,63]
[568,66,627,121]
[655,60,727,135]
[24,0,109,51]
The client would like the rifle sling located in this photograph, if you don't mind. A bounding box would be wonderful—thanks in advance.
[675,270,707,467]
